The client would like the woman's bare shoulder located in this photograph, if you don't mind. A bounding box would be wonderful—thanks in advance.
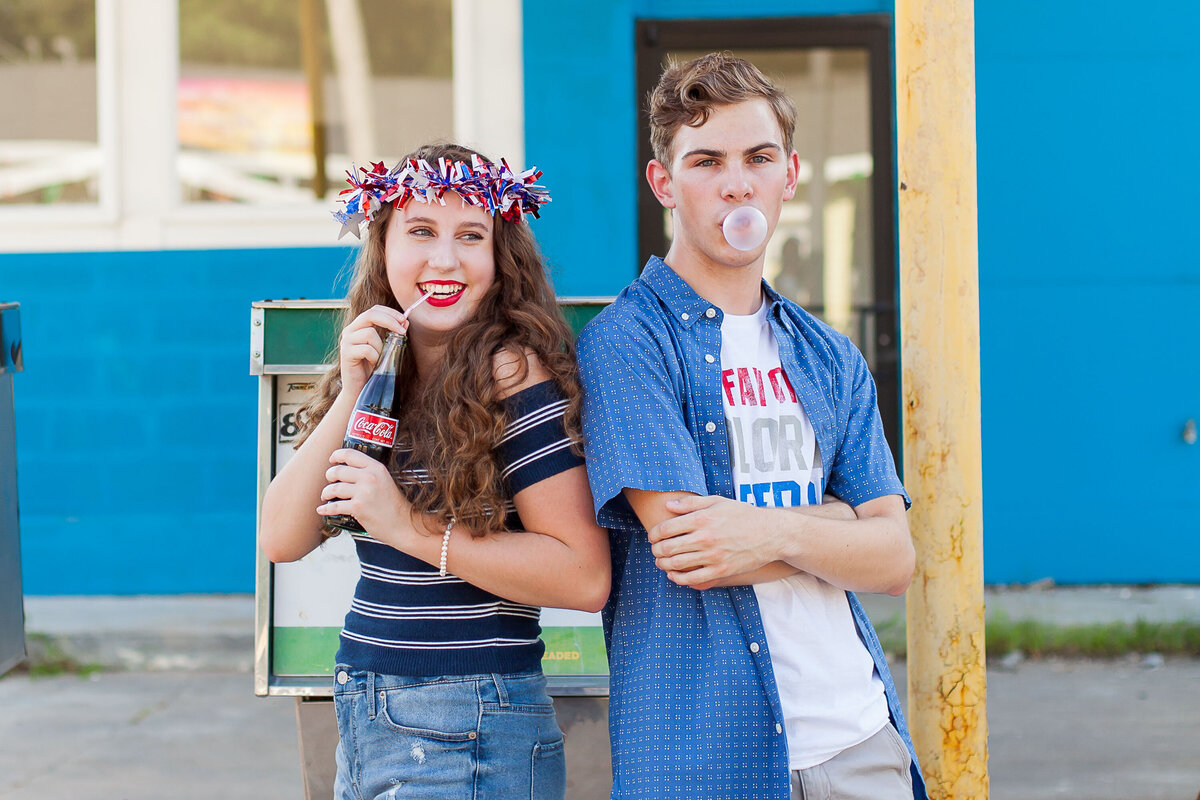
[492,345,552,400]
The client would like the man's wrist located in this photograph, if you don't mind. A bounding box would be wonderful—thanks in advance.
[768,505,808,566]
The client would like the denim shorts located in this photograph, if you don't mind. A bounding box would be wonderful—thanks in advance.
[332,666,566,800]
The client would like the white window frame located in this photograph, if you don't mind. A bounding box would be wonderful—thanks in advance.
[0,0,523,254]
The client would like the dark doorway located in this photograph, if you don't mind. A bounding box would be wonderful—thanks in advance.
[635,16,901,465]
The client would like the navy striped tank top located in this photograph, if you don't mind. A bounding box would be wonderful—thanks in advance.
[334,380,582,676]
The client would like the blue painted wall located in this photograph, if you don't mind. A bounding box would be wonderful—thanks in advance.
[526,0,1200,583]
[4,0,1198,593]
[1,247,352,593]
[974,1,1200,582]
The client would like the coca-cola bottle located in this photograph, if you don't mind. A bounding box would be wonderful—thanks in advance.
[326,330,406,532]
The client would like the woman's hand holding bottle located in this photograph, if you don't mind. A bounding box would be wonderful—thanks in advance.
[318,448,416,540]
[337,305,409,398]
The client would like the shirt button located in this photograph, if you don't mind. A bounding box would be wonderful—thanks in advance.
[681,313,690,321]
[705,308,716,318]
[749,642,760,654]
[776,723,783,734]
[704,354,715,363]
[336,671,349,685]
[705,421,716,433]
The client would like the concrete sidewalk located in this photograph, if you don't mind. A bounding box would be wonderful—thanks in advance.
[861,583,1200,627]
[3,588,1199,800]
[21,594,258,672]
[2,659,1198,800]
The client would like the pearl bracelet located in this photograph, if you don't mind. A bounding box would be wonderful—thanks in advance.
[438,518,455,577]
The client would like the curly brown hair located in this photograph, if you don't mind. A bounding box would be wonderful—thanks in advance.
[296,142,582,536]
[648,51,797,167]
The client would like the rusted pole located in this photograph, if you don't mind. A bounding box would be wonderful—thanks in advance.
[894,0,989,798]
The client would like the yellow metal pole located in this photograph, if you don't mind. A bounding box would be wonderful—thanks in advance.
[894,0,988,798]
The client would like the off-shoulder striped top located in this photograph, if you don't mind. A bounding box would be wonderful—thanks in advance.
[334,380,582,676]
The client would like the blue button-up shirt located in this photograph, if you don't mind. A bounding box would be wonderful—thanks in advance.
[578,257,928,800]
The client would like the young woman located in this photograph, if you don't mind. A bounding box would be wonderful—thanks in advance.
[260,142,609,800]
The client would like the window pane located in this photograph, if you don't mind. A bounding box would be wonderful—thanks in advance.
[178,0,454,204]
[0,0,99,205]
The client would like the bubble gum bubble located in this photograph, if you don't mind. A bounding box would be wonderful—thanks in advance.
[722,206,768,251]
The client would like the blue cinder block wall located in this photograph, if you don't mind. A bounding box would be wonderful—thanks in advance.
[973,1,1200,582]
[2,248,351,593]
[4,0,1198,594]
[526,0,1200,583]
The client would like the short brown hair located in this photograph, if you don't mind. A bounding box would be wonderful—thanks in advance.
[648,52,797,166]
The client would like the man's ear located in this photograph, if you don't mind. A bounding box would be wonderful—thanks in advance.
[782,149,801,202]
[646,159,676,209]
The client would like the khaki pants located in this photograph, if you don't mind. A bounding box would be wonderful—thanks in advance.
[789,723,913,800]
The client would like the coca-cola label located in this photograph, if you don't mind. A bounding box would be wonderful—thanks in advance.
[346,410,398,448]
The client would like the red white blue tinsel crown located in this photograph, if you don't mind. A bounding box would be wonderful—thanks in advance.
[332,155,551,239]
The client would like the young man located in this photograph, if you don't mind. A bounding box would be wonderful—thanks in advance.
[577,54,929,800]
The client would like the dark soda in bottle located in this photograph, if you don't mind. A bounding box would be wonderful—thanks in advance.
[326,330,406,532]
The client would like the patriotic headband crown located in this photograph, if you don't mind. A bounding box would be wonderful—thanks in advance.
[332,155,551,239]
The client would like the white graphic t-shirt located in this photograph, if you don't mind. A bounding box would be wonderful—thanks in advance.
[721,300,888,769]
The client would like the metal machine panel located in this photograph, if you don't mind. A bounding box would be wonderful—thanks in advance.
[1,302,26,676]
[252,299,614,698]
